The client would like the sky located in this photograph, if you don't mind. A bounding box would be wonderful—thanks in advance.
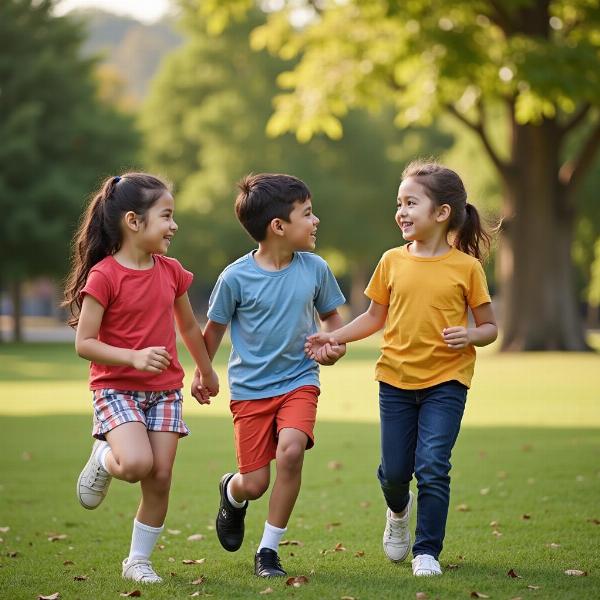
[55,0,172,23]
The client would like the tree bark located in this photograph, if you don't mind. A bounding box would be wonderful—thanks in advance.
[499,120,590,351]
[10,279,23,343]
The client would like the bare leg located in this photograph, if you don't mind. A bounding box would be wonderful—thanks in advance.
[267,428,307,528]
[105,422,154,483]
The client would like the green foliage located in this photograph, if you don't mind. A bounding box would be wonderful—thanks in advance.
[0,0,140,283]
[141,7,452,283]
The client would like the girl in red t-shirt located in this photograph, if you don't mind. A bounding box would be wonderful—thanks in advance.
[63,173,219,583]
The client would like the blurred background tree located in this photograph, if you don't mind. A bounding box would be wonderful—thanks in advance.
[0,0,140,341]
[194,0,600,351]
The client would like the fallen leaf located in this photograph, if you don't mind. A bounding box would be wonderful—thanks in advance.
[587,518,600,525]
[470,593,490,599]
[183,559,206,564]
[521,514,531,520]
[63,560,74,566]
[416,593,428,600]
[456,504,470,512]
[359,501,371,508]
[334,543,346,552]
[280,539,304,546]
[167,529,181,535]
[526,585,541,590]
[37,595,60,600]
[0,527,9,533]
[73,575,87,581]
[327,461,342,470]
[191,576,206,585]
[564,569,587,576]
[340,596,357,600]
[120,592,141,597]
[446,563,460,569]
[190,593,201,598]
[170,572,177,577]
[354,550,365,557]
[22,451,32,461]
[521,444,533,452]
[48,534,67,542]
[187,534,205,542]
[286,575,309,587]
[492,530,503,537]
[168,557,175,562]
[480,488,490,495]
[497,471,508,479]
[546,543,560,549]
[507,568,521,578]
[489,521,499,527]
[259,588,273,595]
[508,597,522,600]
[326,522,341,531]
[8,551,18,558]
[157,544,165,550]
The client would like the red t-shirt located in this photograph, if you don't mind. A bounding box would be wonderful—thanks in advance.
[81,254,193,391]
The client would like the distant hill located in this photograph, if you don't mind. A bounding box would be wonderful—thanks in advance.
[68,8,182,102]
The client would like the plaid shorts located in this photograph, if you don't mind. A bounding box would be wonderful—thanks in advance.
[92,389,190,440]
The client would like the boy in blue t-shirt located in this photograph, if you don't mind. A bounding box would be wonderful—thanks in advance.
[191,173,346,577]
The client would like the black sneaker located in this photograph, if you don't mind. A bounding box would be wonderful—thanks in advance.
[216,472,247,552]
[254,548,287,578]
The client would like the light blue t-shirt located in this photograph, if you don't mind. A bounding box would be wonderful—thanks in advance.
[207,251,346,400]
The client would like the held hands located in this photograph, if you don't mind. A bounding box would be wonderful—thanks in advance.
[442,326,471,350]
[191,367,219,405]
[305,333,346,366]
[131,346,171,372]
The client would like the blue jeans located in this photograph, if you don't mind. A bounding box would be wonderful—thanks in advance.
[377,380,467,559]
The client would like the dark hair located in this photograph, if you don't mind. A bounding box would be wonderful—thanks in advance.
[62,172,170,327]
[402,160,492,260]
[234,173,311,241]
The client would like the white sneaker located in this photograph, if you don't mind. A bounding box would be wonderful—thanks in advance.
[122,558,162,583]
[382,490,414,562]
[412,554,442,576]
[76,440,112,509]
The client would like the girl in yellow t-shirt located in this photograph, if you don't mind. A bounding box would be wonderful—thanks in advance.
[306,161,497,577]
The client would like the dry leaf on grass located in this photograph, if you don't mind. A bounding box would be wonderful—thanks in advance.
[0,527,9,533]
[456,504,470,512]
[446,563,460,569]
[157,544,166,550]
[73,575,87,581]
[564,569,587,576]
[326,522,341,531]
[183,559,206,564]
[526,585,541,590]
[489,521,499,527]
[334,543,346,552]
[470,592,490,598]
[120,591,141,597]
[354,551,365,557]
[359,501,371,508]
[327,461,343,470]
[521,514,531,520]
[37,594,60,600]
[492,530,503,537]
[47,534,67,542]
[480,488,490,495]
[187,534,205,542]
[167,529,181,535]
[340,596,358,600]
[587,518,600,525]
[547,543,560,549]
[416,593,429,600]
[507,568,521,578]
[280,539,304,546]
[191,577,206,585]
[62,560,74,566]
[286,575,309,587]
[259,588,273,595]
[8,551,18,558]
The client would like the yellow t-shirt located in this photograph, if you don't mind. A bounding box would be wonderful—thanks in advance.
[364,244,491,390]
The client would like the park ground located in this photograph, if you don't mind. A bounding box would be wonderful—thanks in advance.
[0,338,599,599]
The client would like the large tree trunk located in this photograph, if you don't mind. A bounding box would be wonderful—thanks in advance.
[10,279,23,343]
[499,120,590,351]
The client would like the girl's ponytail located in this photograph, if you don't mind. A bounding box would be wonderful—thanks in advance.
[62,173,169,327]
[454,202,491,261]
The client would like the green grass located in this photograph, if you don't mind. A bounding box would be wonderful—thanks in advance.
[1,342,600,599]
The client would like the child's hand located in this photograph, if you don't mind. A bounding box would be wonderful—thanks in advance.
[442,326,471,349]
[201,368,219,398]
[131,346,171,372]
[191,368,211,405]
[305,332,335,360]
[315,341,346,366]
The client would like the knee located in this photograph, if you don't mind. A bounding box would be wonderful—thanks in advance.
[277,442,304,471]
[240,474,269,500]
[148,467,173,494]
[119,456,154,483]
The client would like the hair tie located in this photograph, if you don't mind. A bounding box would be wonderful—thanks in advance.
[113,176,121,183]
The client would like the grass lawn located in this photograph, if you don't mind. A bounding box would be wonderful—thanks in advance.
[1,341,599,599]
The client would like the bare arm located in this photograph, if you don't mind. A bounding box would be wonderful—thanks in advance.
[190,319,227,404]
[442,302,498,349]
[75,294,171,373]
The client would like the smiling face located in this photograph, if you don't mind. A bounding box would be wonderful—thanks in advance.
[281,197,320,251]
[395,177,447,242]
[139,191,178,254]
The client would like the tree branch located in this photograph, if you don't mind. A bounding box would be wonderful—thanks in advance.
[445,103,510,179]
[561,118,600,194]
[561,103,591,135]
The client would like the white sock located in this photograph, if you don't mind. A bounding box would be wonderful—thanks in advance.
[127,519,163,561]
[258,521,287,552]
[98,443,111,472]
[227,479,247,509]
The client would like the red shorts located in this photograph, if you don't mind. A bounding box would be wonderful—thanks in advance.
[230,385,320,474]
